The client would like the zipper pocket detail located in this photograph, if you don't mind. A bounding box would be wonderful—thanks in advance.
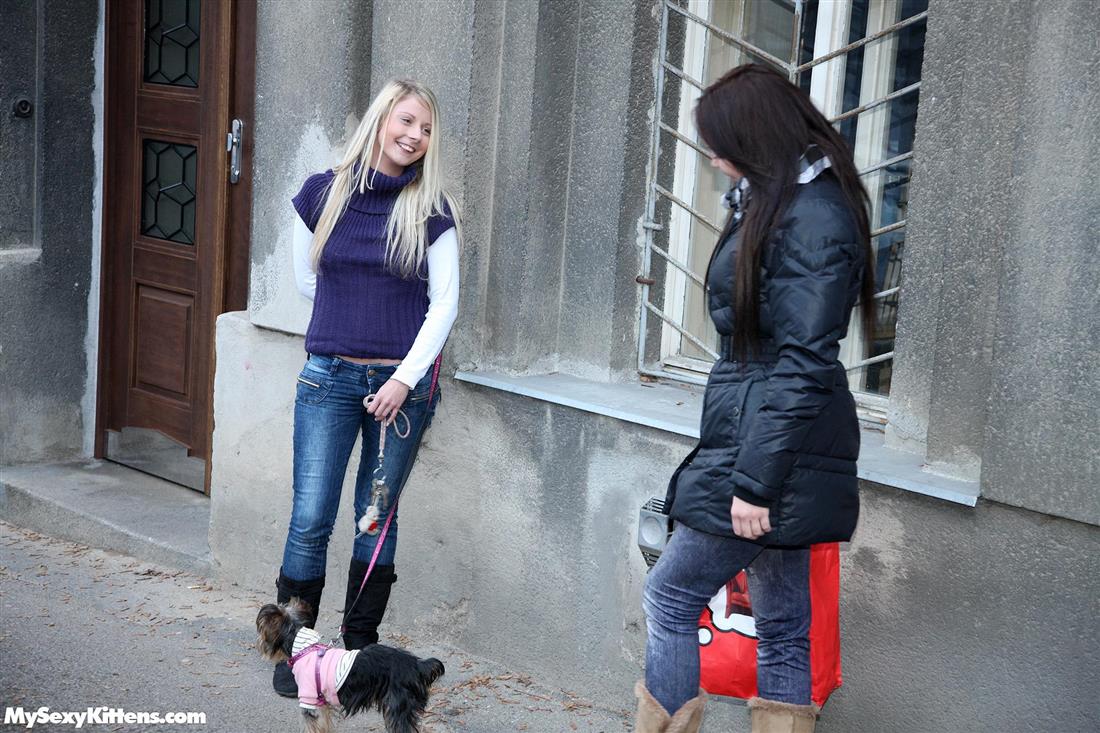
[297,376,321,388]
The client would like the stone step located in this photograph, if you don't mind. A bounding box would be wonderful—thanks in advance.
[0,459,212,575]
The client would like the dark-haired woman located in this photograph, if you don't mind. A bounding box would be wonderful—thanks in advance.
[634,64,873,733]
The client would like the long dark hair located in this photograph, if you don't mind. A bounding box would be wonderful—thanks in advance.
[695,63,875,359]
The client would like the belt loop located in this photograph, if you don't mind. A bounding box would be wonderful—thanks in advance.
[329,356,341,376]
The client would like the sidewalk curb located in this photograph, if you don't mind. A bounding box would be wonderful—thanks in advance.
[0,460,214,576]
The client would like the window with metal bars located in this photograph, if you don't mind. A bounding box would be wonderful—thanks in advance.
[637,0,927,421]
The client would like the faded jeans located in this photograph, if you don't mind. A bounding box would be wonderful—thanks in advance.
[280,355,439,582]
[642,522,811,712]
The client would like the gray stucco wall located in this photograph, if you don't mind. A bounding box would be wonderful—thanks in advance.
[211,313,1100,731]
[0,0,98,464]
[835,488,1099,732]
[978,1,1100,523]
[245,0,373,335]
[243,0,656,380]
[472,0,653,381]
[246,0,477,339]
[210,0,1100,730]
[0,0,38,252]
[889,0,1100,523]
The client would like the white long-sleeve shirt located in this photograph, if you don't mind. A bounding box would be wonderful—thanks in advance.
[292,213,459,389]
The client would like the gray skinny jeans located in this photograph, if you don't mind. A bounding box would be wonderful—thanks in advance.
[642,522,811,712]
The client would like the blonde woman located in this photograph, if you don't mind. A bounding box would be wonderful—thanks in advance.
[272,80,460,697]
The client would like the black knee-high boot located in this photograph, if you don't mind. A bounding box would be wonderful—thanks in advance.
[272,570,325,697]
[342,558,396,649]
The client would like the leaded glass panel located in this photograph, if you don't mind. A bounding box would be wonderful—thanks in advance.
[141,140,197,245]
[144,0,200,87]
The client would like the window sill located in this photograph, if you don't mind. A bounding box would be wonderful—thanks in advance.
[454,369,980,507]
[0,247,42,265]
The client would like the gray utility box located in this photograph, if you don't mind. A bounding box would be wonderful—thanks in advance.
[637,497,672,569]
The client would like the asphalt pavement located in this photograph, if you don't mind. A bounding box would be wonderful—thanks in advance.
[0,521,633,733]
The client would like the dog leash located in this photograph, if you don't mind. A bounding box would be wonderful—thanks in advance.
[356,398,411,538]
[287,642,330,707]
[339,353,442,638]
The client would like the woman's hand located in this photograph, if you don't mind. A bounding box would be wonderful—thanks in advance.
[366,379,410,424]
[731,497,771,540]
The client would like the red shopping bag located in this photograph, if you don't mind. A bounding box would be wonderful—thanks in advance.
[697,543,842,706]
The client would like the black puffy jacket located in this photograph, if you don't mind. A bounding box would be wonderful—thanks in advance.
[668,175,865,547]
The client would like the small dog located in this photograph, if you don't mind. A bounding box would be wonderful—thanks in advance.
[256,598,444,733]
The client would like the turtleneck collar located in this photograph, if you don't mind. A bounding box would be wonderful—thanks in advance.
[347,165,419,213]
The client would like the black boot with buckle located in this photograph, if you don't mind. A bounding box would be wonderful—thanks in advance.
[342,558,396,649]
[272,570,325,697]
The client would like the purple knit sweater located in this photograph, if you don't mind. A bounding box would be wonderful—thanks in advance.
[292,168,454,359]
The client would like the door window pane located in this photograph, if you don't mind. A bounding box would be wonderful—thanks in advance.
[144,0,200,88]
[141,140,197,245]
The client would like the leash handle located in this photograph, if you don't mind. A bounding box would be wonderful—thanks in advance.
[341,352,444,635]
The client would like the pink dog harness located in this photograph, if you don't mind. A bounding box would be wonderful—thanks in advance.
[287,628,359,710]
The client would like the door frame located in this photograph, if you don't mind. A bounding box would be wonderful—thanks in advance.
[94,0,255,495]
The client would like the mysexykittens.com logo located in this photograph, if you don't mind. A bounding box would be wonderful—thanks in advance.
[4,707,206,729]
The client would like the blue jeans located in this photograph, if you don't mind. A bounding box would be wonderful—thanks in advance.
[280,354,440,582]
[642,522,811,711]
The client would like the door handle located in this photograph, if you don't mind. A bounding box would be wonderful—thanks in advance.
[226,119,244,184]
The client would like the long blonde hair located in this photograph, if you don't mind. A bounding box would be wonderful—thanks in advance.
[309,80,461,277]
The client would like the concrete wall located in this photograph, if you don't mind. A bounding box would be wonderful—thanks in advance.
[833,487,1099,732]
[0,0,99,465]
[977,0,1100,523]
[245,0,373,335]
[210,0,1100,730]
[469,0,652,381]
[0,0,38,252]
[888,0,1100,524]
[211,314,1100,730]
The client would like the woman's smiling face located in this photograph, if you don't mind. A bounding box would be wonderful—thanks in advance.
[373,95,432,175]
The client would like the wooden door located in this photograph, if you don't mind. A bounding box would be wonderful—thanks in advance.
[98,0,254,493]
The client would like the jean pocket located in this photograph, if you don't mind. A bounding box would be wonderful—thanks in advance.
[404,372,437,403]
[296,374,332,405]
[302,357,331,377]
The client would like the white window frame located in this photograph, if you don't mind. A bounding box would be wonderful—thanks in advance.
[637,0,928,422]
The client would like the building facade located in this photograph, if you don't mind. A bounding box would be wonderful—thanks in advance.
[2,1,1098,730]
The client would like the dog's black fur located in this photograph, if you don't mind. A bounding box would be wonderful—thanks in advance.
[256,598,444,733]
[338,644,445,731]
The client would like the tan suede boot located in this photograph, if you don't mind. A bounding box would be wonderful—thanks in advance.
[634,681,706,733]
[667,690,706,733]
[748,697,819,733]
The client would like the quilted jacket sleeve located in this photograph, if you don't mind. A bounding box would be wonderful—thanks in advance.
[730,202,862,507]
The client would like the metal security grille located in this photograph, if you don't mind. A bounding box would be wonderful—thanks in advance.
[638,0,927,411]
